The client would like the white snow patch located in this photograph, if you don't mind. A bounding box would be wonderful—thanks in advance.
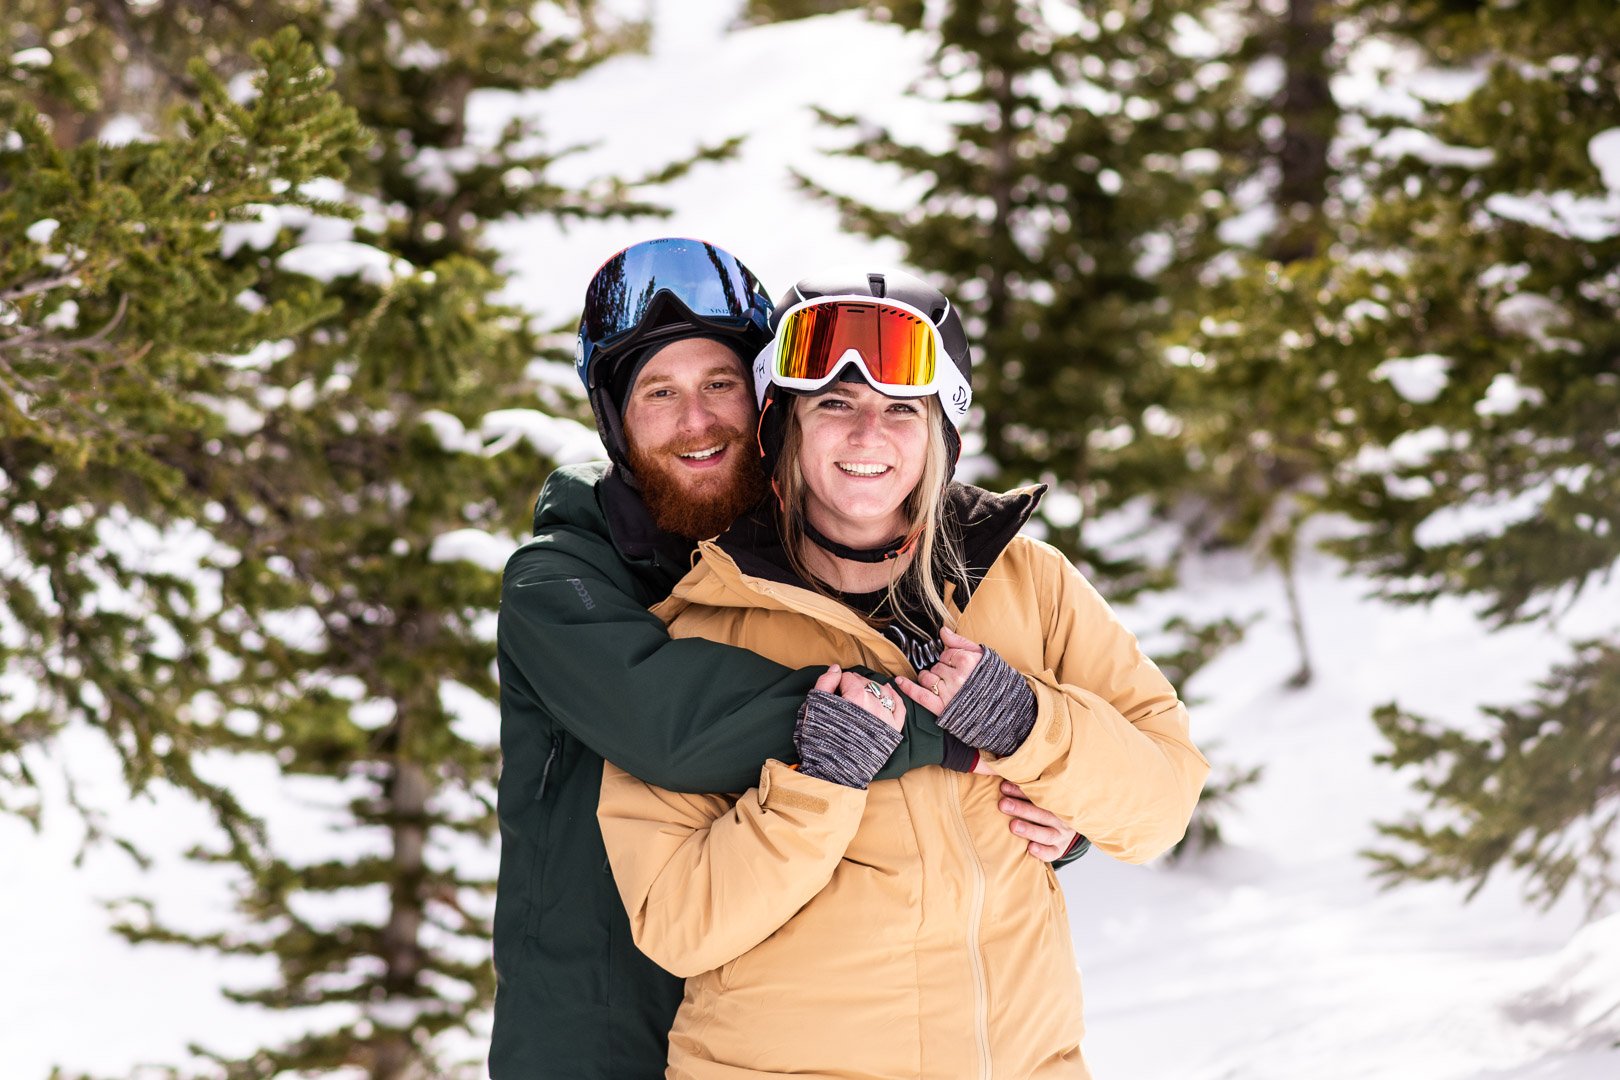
[440,680,500,747]
[224,338,295,371]
[221,204,283,257]
[418,410,484,455]
[526,358,585,392]
[394,39,447,70]
[1217,202,1276,247]
[1352,426,1464,478]
[479,408,603,464]
[42,300,79,331]
[97,115,152,146]
[277,242,410,287]
[1590,128,1620,191]
[193,394,265,436]
[225,71,257,106]
[1415,481,1554,549]
[1042,487,1083,529]
[1486,191,1620,243]
[350,697,397,732]
[1494,293,1570,347]
[1407,67,1489,105]
[261,608,326,652]
[428,529,516,573]
[1476,373,1545,417]
[1375,355,1451,404]
[26,219,59,244]
[407,146,483,197]
[1374,128,1495,169]
[1244,55,1285,100]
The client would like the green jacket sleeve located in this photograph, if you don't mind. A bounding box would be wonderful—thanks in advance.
[499,541,945,794]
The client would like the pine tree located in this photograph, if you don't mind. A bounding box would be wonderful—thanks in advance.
[102,3,723,1075]
[1,13,365,841]
[792,0,1259,849]
[804,0,1252,591]
[1303,2,1620,911]
[1157,0,1353,689]
[12,3,728,1076]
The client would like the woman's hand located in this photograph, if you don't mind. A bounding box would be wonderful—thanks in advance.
[998,781,1079,862]
[895,626,984,713]
[815,665,903,732]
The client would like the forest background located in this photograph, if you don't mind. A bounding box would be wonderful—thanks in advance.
[3,0,1619,1077]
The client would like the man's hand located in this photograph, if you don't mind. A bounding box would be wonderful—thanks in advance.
[997,780,1078,862]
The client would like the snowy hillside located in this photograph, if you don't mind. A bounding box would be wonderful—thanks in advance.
[4,2,1618,1078]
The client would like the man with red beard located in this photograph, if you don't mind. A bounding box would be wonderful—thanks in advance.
[490,240,1080,1079]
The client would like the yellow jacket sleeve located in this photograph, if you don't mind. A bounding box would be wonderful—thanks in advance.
[597,758,868,977]
[984,541,1210,864]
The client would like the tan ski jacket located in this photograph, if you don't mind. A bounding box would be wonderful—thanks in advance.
[598,526,1209,1079]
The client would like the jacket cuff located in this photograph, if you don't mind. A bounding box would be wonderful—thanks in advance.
[938,646,1037,757]
[794,690,904,789]
[940,733,979,773]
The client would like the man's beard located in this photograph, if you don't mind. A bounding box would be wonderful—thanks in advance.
[627,424,770,541]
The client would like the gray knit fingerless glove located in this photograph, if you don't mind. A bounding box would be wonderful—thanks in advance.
[937,646,1037,758]
[794,690,904,789]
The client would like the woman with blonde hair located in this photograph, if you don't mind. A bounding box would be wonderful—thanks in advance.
[598,268,1208,1079]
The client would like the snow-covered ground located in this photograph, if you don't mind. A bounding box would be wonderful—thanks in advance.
[5,2,1619,1077]
[1072,536,1620,1080]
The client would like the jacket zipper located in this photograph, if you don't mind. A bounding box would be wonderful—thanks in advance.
[948,774,992,1079]
[535,734,561,801]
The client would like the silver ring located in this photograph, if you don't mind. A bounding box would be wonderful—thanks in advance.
[864,681,884,700]
[879,695,894,712]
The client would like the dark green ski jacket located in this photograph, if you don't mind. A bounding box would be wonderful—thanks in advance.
[489,462,955,1078]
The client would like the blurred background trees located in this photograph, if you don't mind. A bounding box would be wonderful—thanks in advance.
[4,1,719,1075]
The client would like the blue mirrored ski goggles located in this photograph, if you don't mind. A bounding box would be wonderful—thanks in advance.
[575,238,773,389]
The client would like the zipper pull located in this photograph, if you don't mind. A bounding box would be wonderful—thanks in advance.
[535,735,561,802]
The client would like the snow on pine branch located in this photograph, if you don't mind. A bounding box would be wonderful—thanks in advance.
[428,529,516,573]
[417,407,603,465]
[1374,355,1451,404]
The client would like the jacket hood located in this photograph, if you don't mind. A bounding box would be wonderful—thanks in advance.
[529,460,695,572]
[531,461,609,535]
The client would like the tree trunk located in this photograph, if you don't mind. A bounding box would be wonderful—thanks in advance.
[982,59,1017,469]
[1269,0,1337,264]
[374,756,428,1080]
[1273,527,1314,689]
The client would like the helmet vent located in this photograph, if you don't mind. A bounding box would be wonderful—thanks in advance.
[867,273,886,298]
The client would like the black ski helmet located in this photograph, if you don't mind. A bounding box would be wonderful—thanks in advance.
[753,268,974,482]
[575,238,774,476]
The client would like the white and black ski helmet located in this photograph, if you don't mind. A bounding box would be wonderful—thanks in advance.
[754,268,974,479]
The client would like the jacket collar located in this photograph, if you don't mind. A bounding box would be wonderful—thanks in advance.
[528,459,698,572]
[703,482,1046,609]
[597,464,698,570]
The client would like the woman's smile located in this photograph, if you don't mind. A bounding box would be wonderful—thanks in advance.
[835,461,893,477]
